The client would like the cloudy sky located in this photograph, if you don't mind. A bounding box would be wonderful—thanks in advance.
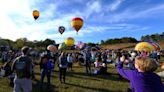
[0,0,164,43]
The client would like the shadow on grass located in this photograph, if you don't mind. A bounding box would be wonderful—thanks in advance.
[32,79,59,92]
[67,71,128,82]
[65,82,124,92]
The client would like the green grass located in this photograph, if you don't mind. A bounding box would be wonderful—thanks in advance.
[0,57,164,92]
[0,63,130,92]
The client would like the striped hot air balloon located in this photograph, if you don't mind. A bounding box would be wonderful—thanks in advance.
[71,17,83,34]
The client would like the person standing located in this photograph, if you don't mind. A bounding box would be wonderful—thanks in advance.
[67,53,73,71]
[58,52,68,83]
[12,46,33,92]
[40,52,53,88]
[85,50,91,75]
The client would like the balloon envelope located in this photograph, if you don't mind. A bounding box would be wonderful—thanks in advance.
[33,10,39,20]
[65,37,75,46]
[58,26,65,35]
[135,42,155,52]
[47,45,57,53]
[71,17,83,33]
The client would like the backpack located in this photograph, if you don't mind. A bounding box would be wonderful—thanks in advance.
[15,56,32,78]
[47,59,54,70]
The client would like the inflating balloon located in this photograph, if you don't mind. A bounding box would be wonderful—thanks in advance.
[47,45,57,53]
[135,42,155,52]
[71,17,83,34]
[33,10,39,20]
[65,37,75,46]
[76,41,86,49]
[146,41,161,51]
[58,26,65,35]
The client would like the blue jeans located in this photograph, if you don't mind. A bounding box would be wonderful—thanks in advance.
[40,69,51,86]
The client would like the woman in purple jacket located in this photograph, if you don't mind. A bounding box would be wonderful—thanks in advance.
[116,56,164,92]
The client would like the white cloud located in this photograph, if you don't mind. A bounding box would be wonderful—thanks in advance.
[0,0,83,43]
[85,1,102,18]
[109,0,124,11]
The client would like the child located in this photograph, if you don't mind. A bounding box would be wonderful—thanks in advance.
[40,53,53,88]
[94,57,103,75]
[116,56,164,92]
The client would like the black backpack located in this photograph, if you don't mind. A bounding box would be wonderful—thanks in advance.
[15,56,32,78]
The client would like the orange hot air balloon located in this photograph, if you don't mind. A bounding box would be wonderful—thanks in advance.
[33,10,39,20]
[71,17,83,33]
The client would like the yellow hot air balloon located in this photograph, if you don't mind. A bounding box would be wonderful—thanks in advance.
[64,37,75,46]
[33,10,39,20]
[71,17,83,34]
[135,42,155,52]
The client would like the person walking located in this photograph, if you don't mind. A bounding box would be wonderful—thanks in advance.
[58,52,68,83]
[12,46,33,92]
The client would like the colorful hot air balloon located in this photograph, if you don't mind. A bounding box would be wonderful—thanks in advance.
[71,17,83,34]
[65,37,75,46]
[76,41,85,49]
[58,26,65,35]
[47,45,57,53]
[135,42,155,52]
[146,41,161,51]
[33,10,39,20]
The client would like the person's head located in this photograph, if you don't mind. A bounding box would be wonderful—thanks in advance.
[135,56,158,72]
[21,46,30,55]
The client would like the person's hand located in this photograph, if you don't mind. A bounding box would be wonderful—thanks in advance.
[120,56,125,62]
[161,63,164,69]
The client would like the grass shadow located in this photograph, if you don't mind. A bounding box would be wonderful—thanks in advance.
[65,82,124,92]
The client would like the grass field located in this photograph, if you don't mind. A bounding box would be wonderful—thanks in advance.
[0,57,164,92]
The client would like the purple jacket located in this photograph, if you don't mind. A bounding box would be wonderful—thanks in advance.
[116,62,164,92]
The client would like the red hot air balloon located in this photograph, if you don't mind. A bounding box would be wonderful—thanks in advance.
[71,17,83,34]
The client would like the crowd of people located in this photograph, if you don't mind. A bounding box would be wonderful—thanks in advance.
[0,46,164,92]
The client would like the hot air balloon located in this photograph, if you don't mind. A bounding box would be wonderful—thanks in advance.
[76,41,86,49]
[146,41,161,51]
[47,45,57,53]
[33,10,39,20]
[64,37,75,46]
[135,42,155,52]
[58,26,65,35]
[71,17,83,34]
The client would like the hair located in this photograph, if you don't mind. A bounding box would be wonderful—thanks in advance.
[21,46,29,55]
[60,52,66,57]
[135,56,158,72]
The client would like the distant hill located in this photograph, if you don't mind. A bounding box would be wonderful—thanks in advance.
[101,41,164,50]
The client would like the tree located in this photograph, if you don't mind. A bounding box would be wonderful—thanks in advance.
[42,38,56,47]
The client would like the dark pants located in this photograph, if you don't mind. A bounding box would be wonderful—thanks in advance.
[40,69,51,87]
[86,61,91,74]
[59,68,66,83]
[68,63,72,70]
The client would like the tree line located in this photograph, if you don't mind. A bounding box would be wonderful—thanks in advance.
[0,38,55,51]
[0,32,163,51]
[141,32,164,42]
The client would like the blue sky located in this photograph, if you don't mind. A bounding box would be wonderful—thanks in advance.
[0,0,164,43]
